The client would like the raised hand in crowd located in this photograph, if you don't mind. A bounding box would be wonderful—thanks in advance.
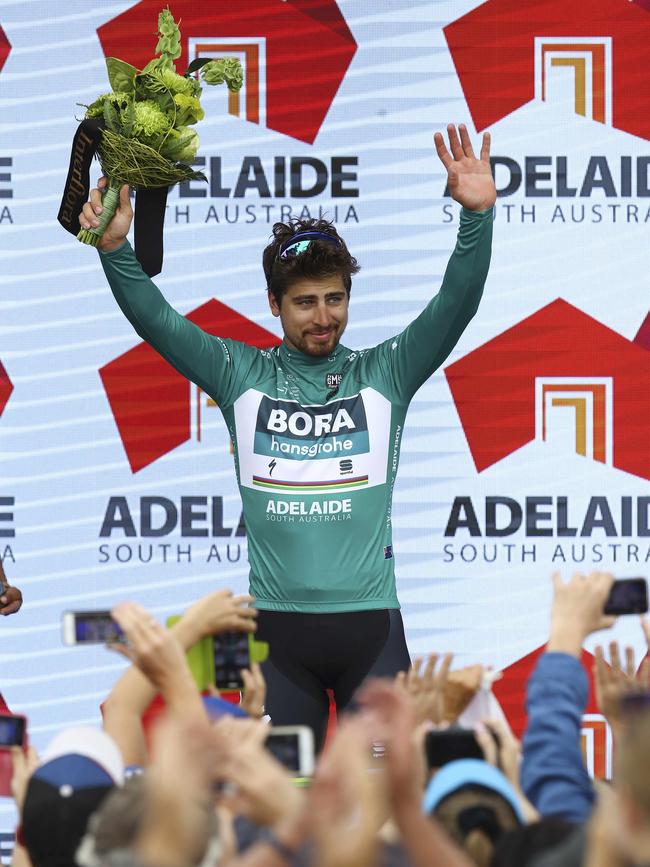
[359,679,475,867]
[309,716,383,867]
[136,716,222,867]
[102,589,256,766]
[594,637,650,742]
[475,717,539,824]
[180,588,257,643]
[240,663,267,719]
[547,571,617,657]
[110,601,207,724]
[395,652,453,726]
[0,560,22,616]
[521,572,618,826]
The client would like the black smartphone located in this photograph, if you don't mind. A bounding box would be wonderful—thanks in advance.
[0,714,26,749]
[604,578,648,615]
[424,728,483,769]
[62,610,126,644]
[213,631,250,689]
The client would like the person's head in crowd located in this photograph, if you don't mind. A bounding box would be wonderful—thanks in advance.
[423,759,525,867]
[609,700,650,863]
[76,774,222,867]
[19,727,123,867]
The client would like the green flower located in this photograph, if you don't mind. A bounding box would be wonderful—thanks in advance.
[171,92,204,126]
[155,8,181,64]
[131,100,172,139]
[201,58,243,92]
[158,67,198,96]
[85,91,131,118]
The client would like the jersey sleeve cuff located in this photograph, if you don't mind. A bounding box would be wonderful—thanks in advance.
[460,205,494,220]
[97,239,131,258]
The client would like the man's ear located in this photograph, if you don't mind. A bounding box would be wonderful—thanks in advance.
[268,290,281,317]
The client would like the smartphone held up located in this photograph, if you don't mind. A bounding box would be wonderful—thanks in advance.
[62,610,126,645]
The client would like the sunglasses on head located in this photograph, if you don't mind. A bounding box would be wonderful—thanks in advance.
[278,231,342,261]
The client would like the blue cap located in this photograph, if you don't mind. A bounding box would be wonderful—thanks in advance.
[422,759,525,823]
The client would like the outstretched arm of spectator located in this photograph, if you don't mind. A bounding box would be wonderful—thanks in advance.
[102,590,256,766]
[521,572,616,823]
[360,680,475,867]
[110,602,207,724]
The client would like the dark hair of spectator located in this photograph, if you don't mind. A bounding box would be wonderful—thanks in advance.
[490,817,576,866]
[432,786,521,867]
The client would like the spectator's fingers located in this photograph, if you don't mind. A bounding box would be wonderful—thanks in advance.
[422,653,438,685]
[639,657,650,689]
[609,641,622,674]
[251,661,265,691]
[407,658,423,693]
[641,616,650,650]
[594,645,609,687]
[475,722,497,767]
[625,646,636,678]
[435,652,453,687]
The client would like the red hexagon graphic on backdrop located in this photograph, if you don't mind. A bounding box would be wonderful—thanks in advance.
[445,300,650,482]
[444,0,650,141]
[0,362,13,419]
[0,26,10,73]
[100,300,281,473]
[97,0,357,144]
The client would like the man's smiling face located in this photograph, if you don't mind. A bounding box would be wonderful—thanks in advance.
[269,275,349,357]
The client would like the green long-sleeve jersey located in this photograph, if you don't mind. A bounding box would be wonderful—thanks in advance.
[99,207,493,612]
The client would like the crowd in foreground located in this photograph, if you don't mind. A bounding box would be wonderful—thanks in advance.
[4,571,650,867]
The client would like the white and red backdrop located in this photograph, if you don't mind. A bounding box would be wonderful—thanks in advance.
[0,0,649,848]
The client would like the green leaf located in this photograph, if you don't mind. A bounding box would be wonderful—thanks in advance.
[102,98,121,134]
[135,73,174,113]
[106,58,138,95]
[141,58,165,75]
[160,129,194,160]
[121,100,136,138]
[184,57,211,76]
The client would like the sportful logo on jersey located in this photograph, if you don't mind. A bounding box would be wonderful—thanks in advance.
[444,0,650,141]
[252,395,370,491]
[0,362,12,420]
[444,300,650,482]
[97,0,357,144]
[100,301,281,473]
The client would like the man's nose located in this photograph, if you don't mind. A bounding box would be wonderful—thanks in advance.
[312,303,331,326]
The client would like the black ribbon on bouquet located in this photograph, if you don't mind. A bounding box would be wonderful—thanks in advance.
[57,118,169,277]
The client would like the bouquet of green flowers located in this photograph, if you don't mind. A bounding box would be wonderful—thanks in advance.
[74,7,242,248]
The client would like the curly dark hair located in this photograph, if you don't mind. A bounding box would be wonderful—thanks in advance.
[262,218,360,303]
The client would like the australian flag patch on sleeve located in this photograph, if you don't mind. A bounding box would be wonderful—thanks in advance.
[384,545,393,560]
